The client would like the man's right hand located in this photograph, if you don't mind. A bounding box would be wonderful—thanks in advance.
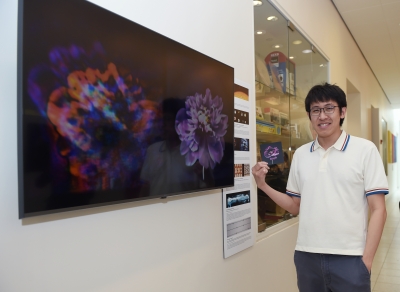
[251,162,269,187]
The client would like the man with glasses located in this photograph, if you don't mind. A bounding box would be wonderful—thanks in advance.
[252,83,388,292]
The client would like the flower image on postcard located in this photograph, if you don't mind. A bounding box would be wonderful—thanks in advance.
[259,142,284,165]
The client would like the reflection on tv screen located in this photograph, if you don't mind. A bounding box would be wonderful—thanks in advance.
[19,0,234,217]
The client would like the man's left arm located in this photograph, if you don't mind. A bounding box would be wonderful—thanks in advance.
[362,194,387,272]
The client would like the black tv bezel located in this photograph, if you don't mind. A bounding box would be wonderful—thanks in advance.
[17,0,234,219]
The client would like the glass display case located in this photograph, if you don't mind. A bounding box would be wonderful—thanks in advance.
[254,1,328,232]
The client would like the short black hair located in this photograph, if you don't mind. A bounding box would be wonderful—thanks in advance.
[305,82,347,126]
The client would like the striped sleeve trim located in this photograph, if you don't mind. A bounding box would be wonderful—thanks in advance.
[286,190,301,198]
[365,188,389,196]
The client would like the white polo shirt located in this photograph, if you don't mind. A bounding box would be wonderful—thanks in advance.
[286,130,389,255]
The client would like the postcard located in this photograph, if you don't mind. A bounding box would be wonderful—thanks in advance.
[259,142,284,165]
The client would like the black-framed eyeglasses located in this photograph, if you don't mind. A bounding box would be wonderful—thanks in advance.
[309,106,339,116]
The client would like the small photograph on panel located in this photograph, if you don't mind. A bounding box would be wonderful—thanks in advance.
[234,137,249,151]
[234,164,250,177]
[234,164,243,177]
[243,164,250,176]
[226,190,250,208]
[234,109,249,125]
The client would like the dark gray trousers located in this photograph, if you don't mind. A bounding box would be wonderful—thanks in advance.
[294,251,371,292]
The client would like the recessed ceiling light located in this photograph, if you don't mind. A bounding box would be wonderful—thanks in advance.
[274,45,280,48]
[253,0,263,6]
[267,16,278,21]
[289,56,294,59]
[292,40,302,45]
[302,49,312,54]
[255,30,265,35]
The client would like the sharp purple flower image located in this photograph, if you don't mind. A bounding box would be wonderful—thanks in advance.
[175,89,228,170]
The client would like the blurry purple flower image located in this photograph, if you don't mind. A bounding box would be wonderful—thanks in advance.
[264,146,279,163]
[175,89,228,169]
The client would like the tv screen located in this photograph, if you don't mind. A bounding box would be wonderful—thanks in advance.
[18,0,234,218]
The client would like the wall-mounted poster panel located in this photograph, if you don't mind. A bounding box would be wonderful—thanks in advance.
[222,80,254,258]
[18,0,234,218]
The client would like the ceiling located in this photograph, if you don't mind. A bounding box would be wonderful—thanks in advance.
[331,0,400,107]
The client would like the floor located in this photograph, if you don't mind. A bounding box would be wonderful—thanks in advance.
[371,190,400,291]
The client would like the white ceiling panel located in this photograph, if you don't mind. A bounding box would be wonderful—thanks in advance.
[380,0,400,4]
[381,2,400,19]
[382,75,400,85]
[333,0,381,12]
[350,21,389,39]
[341,6,385,27]
[389,28,400,40]
[355,35,392,53]
[386,90,400,97]
[384,89,400,99]
[395,47,400,61]
[376,72,400,85]
[365,56,397,73]
[369,59,399,75]
[385,16,400,24]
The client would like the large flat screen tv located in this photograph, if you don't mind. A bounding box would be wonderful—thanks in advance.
[18,0,234,218]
